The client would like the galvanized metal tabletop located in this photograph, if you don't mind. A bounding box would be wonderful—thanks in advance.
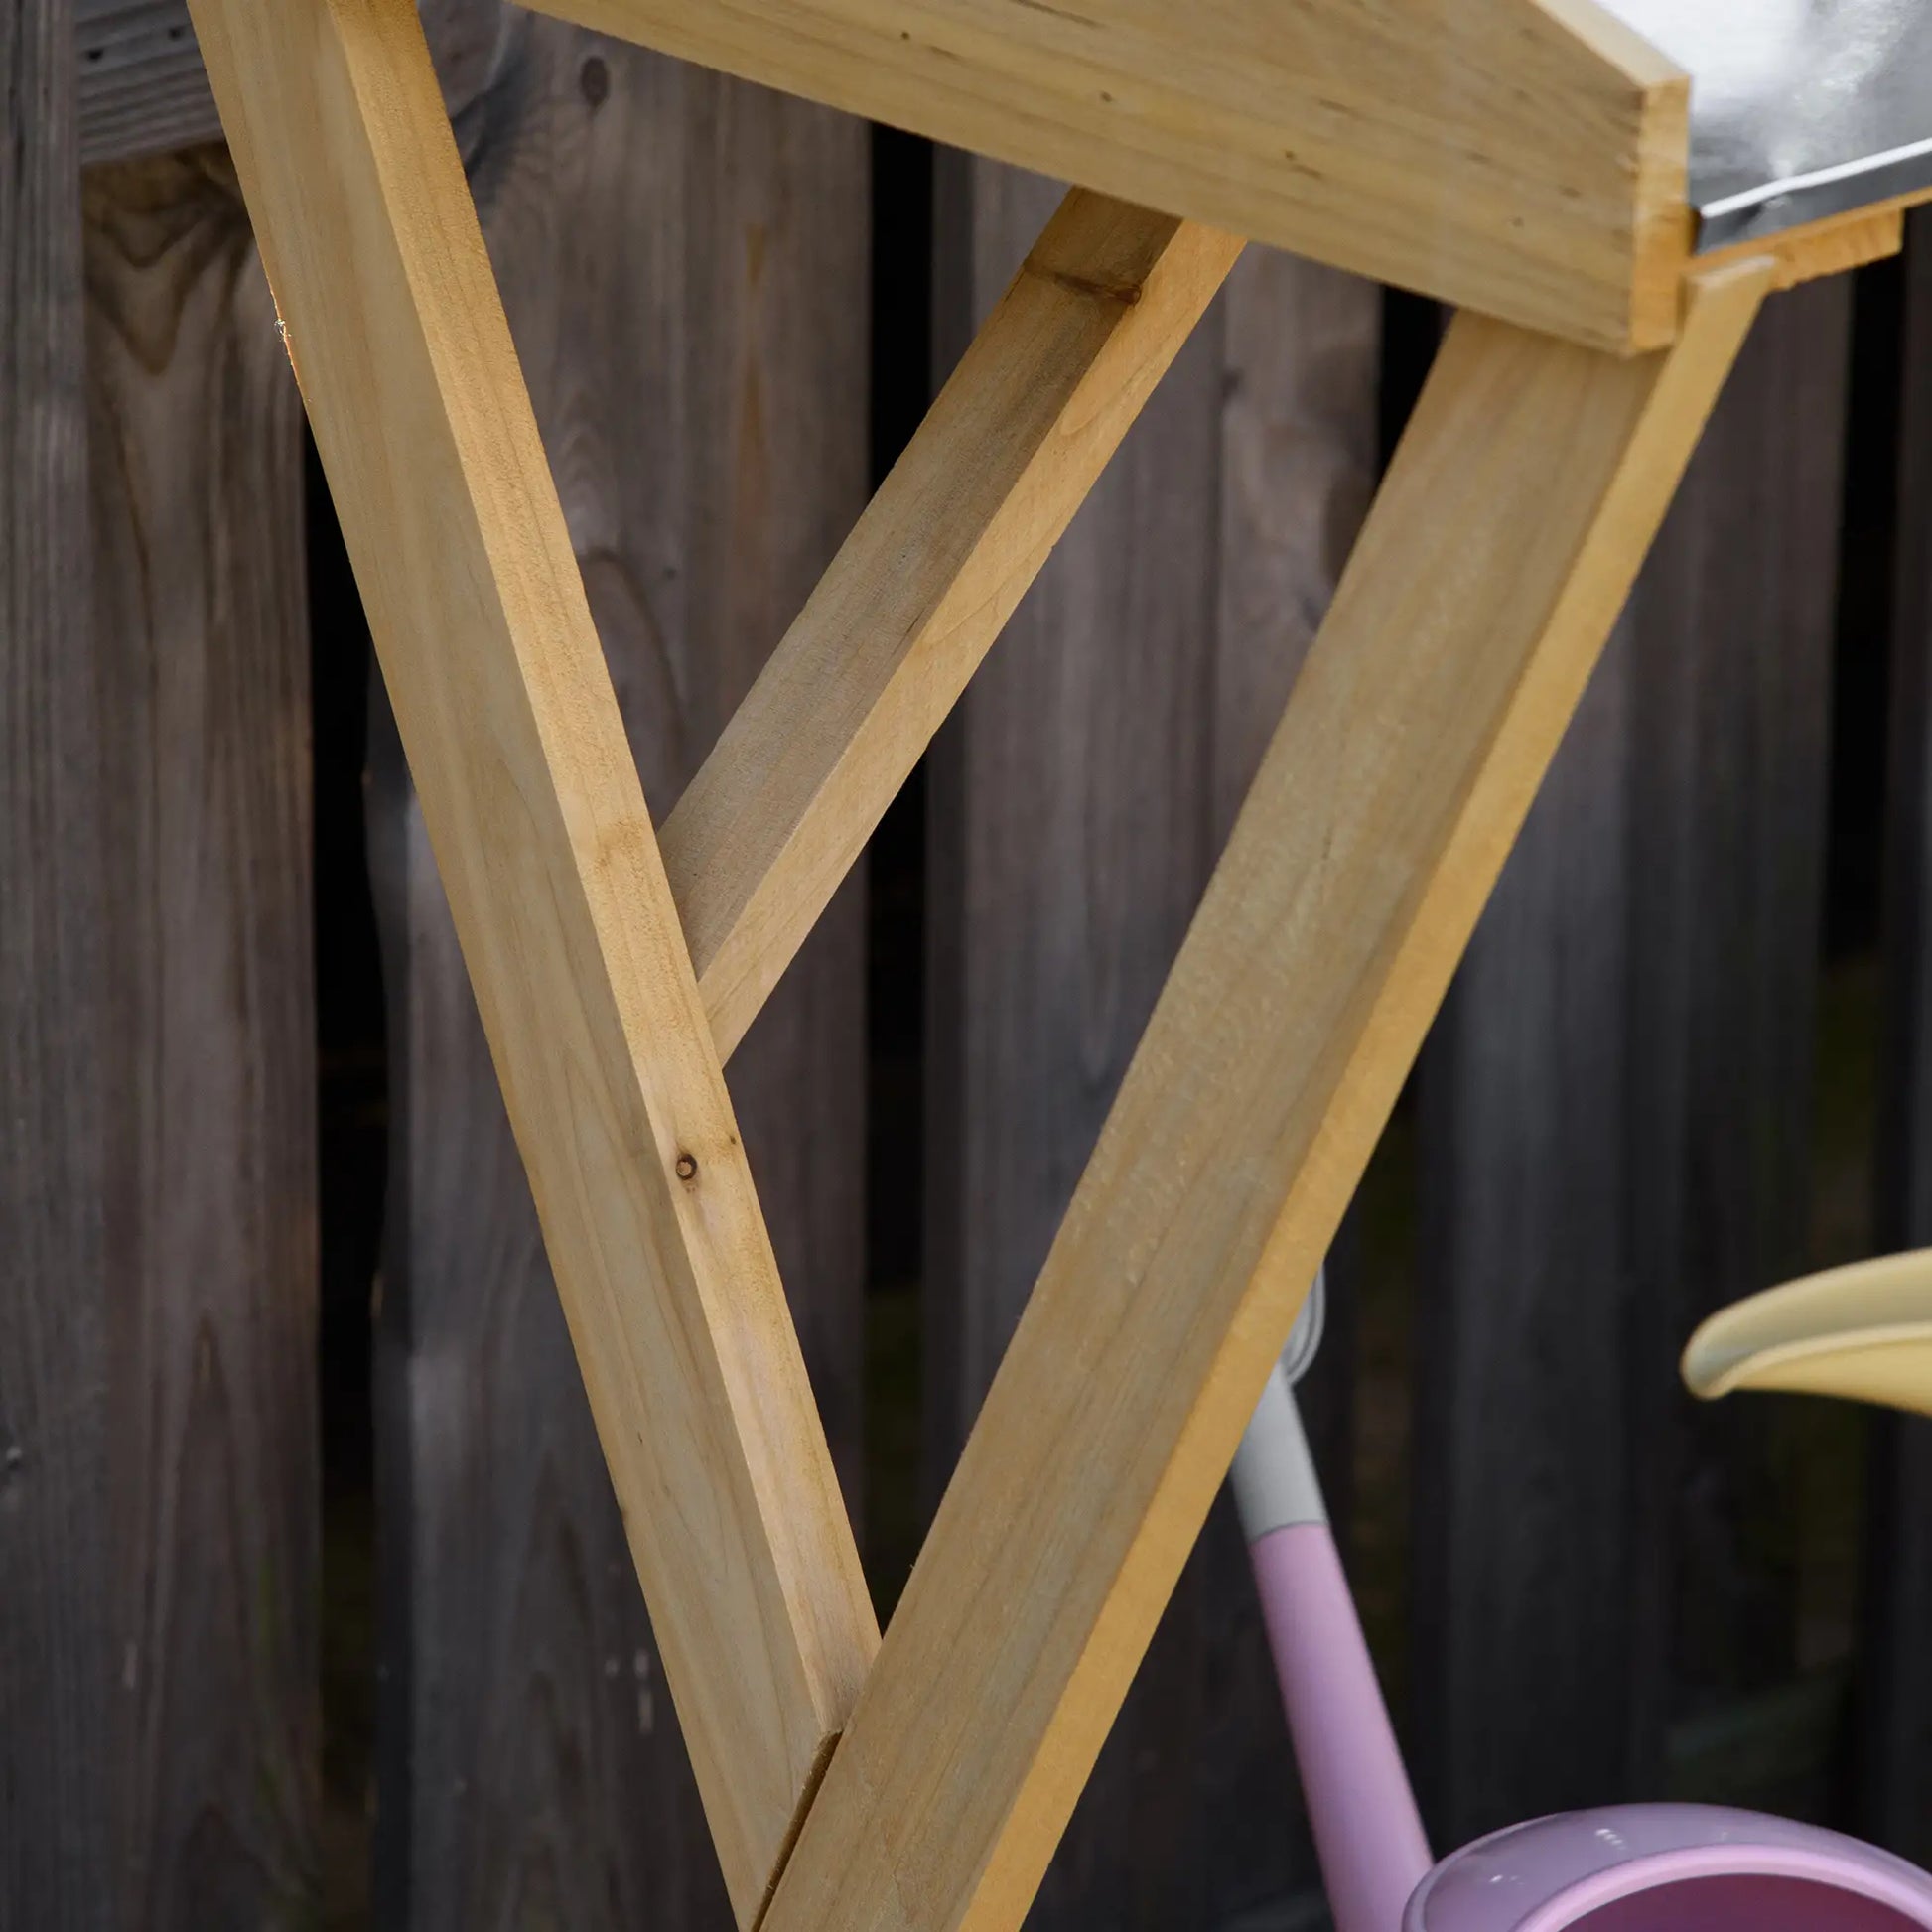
[1604,0,1932,246]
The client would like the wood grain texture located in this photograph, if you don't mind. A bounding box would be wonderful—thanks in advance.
[184,0,877,1915]
[83,147,322,1927]
[367,10,873,1926]
[1679,200,1909,298]
[0,1,114,1923]
[921,167,1378,1926]
[1872,205,1932,1866]
[1744,205,1904,291]
[76,1,222,166]
[1410,274,1852,1843]
[1411,541,1637,1842]
[513,0,1690,353]
[660,189,1241,1062]
[772,259,1770,1932]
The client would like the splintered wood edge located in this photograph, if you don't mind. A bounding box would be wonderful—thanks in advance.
[1705,198,1912,292]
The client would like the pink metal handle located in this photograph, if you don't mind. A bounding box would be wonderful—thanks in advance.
[1250,1522,1432,1932]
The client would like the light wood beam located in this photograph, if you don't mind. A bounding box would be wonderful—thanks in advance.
[182,0,878,1917]
[760,256,1772,1932]
[664,190,1242,1060]
[512,0,1691,353]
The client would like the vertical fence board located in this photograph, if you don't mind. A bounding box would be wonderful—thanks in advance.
[370,17,869,1925]
[1872,207,1932,1864]
[84,148,320,1924]
[1629,282,1849,1808]
[0,1,112,1923]
[1412,279,1852,1845]
[924,157,1379,1925]
[1412,601,1634,1839]
[1213,245,1380,1551]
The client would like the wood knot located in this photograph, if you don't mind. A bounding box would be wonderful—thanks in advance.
[674,1152,699,1182]
[1029,264,1145,306]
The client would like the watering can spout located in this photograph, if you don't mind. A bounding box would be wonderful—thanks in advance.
[1683,1249,1932,1420]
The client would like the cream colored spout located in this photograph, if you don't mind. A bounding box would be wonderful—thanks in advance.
[1683,1250,1932,1420]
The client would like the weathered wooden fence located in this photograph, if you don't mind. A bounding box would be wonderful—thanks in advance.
[4,2,1930,1926]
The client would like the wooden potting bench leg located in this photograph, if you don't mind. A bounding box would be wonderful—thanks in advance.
[185,0,1775,1925]
[182,0,878,1914]
[759,259,1772,1932]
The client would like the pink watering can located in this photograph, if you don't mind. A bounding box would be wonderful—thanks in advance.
[1232,1261,1932,1932]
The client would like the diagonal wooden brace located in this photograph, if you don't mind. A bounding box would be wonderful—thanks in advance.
[759,256,1773,1932]
[663,193,1242,1060]
[181,0,879,1914]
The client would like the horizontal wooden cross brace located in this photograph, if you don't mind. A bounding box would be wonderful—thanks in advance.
[185,0,1775,1926]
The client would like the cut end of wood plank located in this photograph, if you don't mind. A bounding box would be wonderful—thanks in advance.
[1627,68,1695,350]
